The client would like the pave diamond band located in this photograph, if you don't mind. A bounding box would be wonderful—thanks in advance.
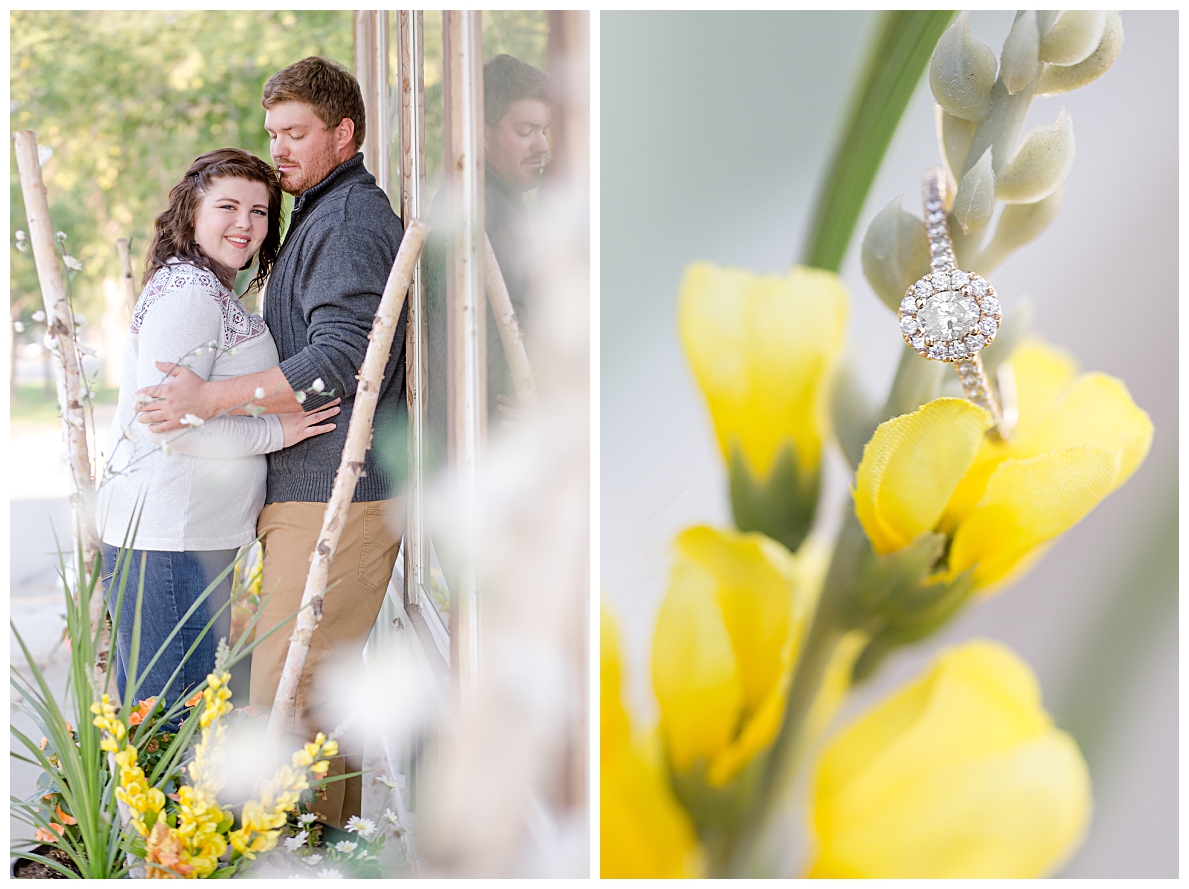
[899,168,1006,441]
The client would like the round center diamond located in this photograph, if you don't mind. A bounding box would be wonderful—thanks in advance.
[919,290,979,342]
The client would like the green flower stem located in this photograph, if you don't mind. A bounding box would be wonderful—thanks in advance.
[802,10,956,272]
[720,504,869,877]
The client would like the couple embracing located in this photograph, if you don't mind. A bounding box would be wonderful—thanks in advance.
[96,56,403,829]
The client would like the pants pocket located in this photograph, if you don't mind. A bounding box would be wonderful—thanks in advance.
[357,504,400,594]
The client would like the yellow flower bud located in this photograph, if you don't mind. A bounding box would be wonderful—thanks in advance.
[809,640,1090,877]
[652,526,819,786]
[679,262,848,550]
[601,603,703,878]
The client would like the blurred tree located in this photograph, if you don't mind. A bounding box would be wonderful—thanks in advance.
[11,10,353,322]
[11,10,549,329]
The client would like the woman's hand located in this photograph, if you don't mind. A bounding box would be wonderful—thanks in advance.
[279,398,341,447]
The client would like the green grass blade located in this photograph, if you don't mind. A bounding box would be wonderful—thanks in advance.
[801,10,956,272]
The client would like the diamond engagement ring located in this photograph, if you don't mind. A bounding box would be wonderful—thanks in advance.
[898,168,1007,441]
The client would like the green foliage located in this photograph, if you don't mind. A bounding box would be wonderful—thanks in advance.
[801,10,956,272]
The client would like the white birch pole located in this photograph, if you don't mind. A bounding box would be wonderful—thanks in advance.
[483,233,537,410]
[266,219,430,741]
[13,130,112,691]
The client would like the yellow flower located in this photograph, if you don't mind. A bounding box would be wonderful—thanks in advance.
[808,639,1091,877]
[227,733,334,860]
[652,526,821,787]
[601,602,703,878]
[678,263,848,549]
[679,262,848,479]
[853,339,1151,588]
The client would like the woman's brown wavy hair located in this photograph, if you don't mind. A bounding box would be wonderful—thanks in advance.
[142,148,283,293]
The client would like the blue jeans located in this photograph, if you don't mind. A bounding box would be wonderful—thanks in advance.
[101,545,236,712]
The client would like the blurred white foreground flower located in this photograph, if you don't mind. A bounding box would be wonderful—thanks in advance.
[13,321,25,333]
[254,387,266,400]
[31,310,45,322]
[318,867,342,878]
[311,377,325,392]
[305,853,322,865]
[283,831,308,852]
[294,391,306,404]
[179,413,205,427]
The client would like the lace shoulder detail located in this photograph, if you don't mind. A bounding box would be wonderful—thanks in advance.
[131,263,267,348]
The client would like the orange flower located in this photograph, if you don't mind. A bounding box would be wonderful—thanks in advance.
[185,691,203,708]
[129,698,157,727]
[54,804,77,826]
[35,823,65,843]
[38,737,48,751]
[145,820,194,879]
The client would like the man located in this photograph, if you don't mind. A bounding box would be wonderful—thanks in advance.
[424,53,550,453]
[134,56,406,828]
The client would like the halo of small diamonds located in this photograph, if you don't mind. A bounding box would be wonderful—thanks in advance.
[898,271,1000,363]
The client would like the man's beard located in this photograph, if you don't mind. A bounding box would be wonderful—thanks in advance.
[276,142,342,196]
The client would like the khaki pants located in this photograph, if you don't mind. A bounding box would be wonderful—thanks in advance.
[250,498,404,828]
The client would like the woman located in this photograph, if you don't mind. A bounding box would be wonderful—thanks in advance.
[97,148,337,710]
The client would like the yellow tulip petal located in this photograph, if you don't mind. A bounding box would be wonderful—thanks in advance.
[810,731,1091,878]
[810,640,1091,878]
[1012,371,1153,487]
[707,674,788,787]
[677,526,803,714]
[601,601,632,755]
[1006,338,1079,442]
[601,734,704,878]
[678,262,848,479]
[652,553,743,773]
[949,445,1121,587]
[942,338,1078,527]
[854,398,990,553]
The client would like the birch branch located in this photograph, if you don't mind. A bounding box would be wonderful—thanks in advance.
[13,130,112,691]
[266,219,430,741]
[483,233,537,409]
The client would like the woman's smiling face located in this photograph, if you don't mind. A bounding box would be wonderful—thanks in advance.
[192,176,269,277]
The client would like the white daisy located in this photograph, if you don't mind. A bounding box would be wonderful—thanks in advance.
[298,813,318,826]
[344,816,375,837]
[282,830,308,852]
[318,868,342,879]
[333,840,357,854]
